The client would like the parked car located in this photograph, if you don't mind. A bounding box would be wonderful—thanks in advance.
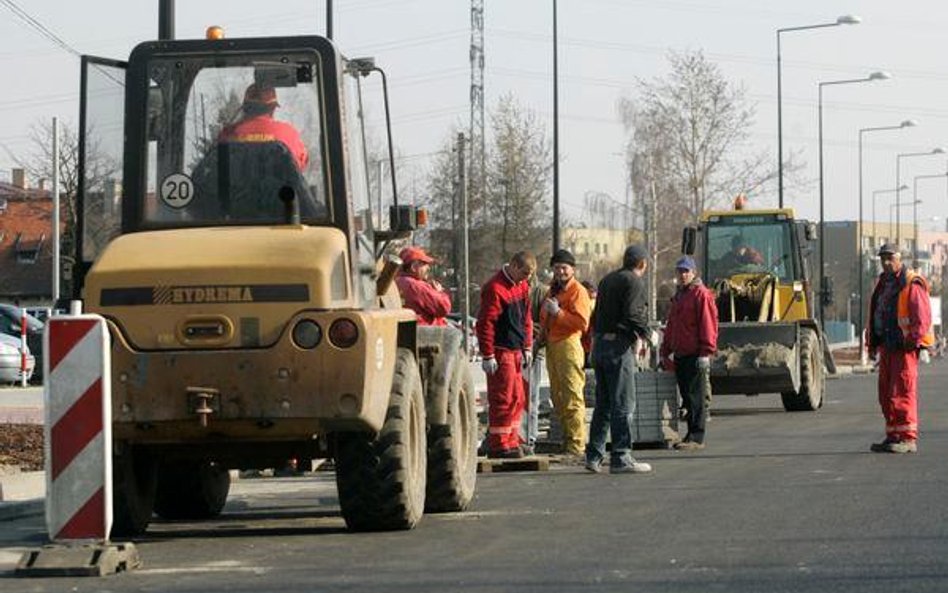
[0,304,45,383]
[0,333,35,385]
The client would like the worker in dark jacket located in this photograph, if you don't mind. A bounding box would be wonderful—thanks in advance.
[585,245,653,474]
[660,256,718,450]
[477,251,537,458]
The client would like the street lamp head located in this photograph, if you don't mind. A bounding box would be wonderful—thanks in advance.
[868,71,891,81]
[899,184,910,190]
[836,14,862,25]
[933,147,946,154]
[901,119,918,128]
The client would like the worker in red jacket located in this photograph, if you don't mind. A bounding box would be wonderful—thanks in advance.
[395,246,451,326]
[660,256,718,450]
[219,83,309,171]
[477,251,537,458]
[867,244,933,454]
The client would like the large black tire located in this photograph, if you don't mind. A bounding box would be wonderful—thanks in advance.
[153,461,231,520]
[334,348,427,531]
[781,328,824,412]
[425,352,477,513]
[111,444,157,537]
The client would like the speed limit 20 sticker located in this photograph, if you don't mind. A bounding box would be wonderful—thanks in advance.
[160,173,195,209]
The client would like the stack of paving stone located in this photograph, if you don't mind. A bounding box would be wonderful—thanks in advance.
[632,370,680,448]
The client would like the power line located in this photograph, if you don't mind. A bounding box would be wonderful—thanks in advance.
[0,0,81,58]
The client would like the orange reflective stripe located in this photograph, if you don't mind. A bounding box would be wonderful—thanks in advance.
[886,423,918,432]
[488,426,516,434]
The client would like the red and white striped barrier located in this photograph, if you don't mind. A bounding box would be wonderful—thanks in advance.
[19,308,27,387]
[43,315,112,542]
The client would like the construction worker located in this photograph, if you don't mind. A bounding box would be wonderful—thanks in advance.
[585,244,653,474]
[660,256,718,450]
[219,83,309,171]
[540,249,591,457]
[395,246,451,326]
[477,251,537,458]
[866,244,933,454]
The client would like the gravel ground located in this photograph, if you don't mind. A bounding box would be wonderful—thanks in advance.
[0,424,43,471]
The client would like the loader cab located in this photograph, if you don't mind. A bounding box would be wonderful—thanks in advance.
[76,35,398,306]
[696,209,815,323]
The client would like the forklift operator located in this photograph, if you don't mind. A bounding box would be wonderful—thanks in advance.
[218,83,309,172]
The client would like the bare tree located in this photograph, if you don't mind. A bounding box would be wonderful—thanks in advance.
[7,120,120,296]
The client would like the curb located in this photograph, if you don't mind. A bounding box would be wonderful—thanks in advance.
[0,498,43,522]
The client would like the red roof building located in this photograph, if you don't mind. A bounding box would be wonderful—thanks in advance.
[0,171,58,305]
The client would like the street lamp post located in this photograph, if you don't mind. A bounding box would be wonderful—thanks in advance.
[896,148,945,246]
[552,0,560,254]
[872,186,908,244]
[857,120,915,365]
[817,71,890,326]
[777,14,860,208]
[913,172,948,267]
[890,199,922,241]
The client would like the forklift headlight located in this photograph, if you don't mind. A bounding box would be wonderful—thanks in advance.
[292,320,322,349]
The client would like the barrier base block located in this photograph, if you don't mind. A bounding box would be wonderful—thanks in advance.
[15,542,141,577]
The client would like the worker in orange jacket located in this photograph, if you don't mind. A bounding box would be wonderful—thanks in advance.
[540,249,591,456]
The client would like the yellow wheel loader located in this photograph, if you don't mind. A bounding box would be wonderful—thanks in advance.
[682,204,837,412]
[73,18,476,535]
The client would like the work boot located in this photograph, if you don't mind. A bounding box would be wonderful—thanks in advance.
[674,440,705,451]
[884,440,918,454]
[520,444,535,457]
[869,437,898,453]
[488,447,524,459]
[584,457,603,474]
[609,461,652,474]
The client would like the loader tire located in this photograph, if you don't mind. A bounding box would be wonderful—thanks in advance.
[334,348,427,531]
[781,328,824,412]
[153,461,230,520]
[111,444,157,537]
[425,352,477,513]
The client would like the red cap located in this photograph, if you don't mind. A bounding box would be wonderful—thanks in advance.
[399,246,435,266]
[243,83,279,107]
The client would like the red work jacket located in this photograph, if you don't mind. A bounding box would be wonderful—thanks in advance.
[219,114,309,171]
[660,280,718,358]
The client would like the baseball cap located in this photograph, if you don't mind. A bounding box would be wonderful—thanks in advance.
[675,256,697,271]
[243,83,279,107]
[399,246,435,265]
[877,243,899,256]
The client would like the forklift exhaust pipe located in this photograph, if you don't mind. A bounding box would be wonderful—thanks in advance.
[159,0,174,40]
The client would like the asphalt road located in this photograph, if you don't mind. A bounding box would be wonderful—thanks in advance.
[1,361,947,592]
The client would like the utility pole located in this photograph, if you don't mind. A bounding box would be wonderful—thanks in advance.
[469,0,485,230]
[457,133,471,357]
[52,117,60,304]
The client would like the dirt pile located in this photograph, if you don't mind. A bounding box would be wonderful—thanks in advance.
[0,424,44,471]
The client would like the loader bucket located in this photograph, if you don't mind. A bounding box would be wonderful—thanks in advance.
[710,322,800,395]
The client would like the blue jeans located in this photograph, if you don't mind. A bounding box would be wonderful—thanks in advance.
[585,335,637,466]
[520,348,546,446]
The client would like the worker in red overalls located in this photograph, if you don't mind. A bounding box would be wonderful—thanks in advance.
[219,83,309,171]
[867,243,933,454]
[477,251,536,458]
[395,246,451,326]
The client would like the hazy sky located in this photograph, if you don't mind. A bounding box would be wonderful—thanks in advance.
[2,0,947,230]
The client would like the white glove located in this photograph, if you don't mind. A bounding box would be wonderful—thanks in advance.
[920,349,931,364]
[543,298,560,315]
[522,349,533,370]
[697,356,711,370]
[482,357,499,375]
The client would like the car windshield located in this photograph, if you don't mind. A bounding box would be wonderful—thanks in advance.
[706,218,796,283]
[143,51,328,227]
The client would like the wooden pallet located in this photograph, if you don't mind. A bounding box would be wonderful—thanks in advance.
[477,456,551,473]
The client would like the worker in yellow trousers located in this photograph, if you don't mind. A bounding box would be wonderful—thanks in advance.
[540,249,592,457]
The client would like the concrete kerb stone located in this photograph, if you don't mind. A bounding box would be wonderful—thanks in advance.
[0,499,43,521]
